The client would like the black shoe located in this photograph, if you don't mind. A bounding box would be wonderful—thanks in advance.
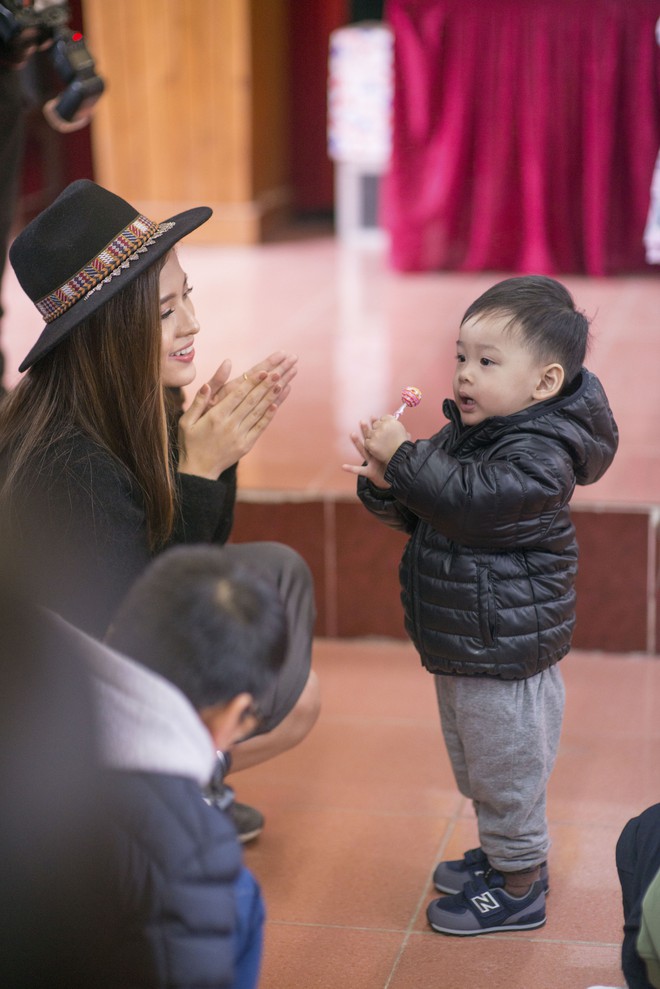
[204,752,264,843]
[204,786,265,843]
[229,801,265,844]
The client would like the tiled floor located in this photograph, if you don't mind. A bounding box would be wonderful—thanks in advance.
[236,638,659,989]
[2,227,660,987]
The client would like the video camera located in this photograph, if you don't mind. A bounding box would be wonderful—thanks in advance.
[0,1,104,123]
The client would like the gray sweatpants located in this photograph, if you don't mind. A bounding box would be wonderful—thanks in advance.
[434,665,565,872]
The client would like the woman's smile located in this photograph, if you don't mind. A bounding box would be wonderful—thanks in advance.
[160,251,200,387]
[170,342,195,362]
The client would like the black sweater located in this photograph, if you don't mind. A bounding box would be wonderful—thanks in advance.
[1,431,238,637]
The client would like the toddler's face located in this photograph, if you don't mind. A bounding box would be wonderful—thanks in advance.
[453,313,548,426]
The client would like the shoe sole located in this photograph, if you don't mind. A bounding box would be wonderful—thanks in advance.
[428,915,546,937]
[237,827,263,844]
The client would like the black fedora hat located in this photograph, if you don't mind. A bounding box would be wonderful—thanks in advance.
[10,179,212,372]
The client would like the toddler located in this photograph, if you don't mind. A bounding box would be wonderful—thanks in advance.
[344,275,618,935]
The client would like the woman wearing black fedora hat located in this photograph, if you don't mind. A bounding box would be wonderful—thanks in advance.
[0,179,320,837]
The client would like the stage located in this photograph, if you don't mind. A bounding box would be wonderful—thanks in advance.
[3,231,659,651]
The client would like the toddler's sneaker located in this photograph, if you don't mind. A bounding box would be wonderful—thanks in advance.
[433,846,550,894]
[426,873,546,936]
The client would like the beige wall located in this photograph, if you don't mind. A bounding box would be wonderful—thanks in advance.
[83,0,290,243]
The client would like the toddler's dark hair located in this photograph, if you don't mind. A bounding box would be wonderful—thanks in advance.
[461,275,589,387]
[107,546,287,710]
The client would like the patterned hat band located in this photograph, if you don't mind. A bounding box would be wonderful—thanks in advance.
[35,215,176,323]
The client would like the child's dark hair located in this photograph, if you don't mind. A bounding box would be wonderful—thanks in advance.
[461,275,589,386]
[106,546,287,710]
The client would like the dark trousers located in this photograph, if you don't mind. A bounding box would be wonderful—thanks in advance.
[221,541,315,732]
[617,803,660,989]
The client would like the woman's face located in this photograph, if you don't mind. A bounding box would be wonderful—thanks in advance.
[159,250,199,388]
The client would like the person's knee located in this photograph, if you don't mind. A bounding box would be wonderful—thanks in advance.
[262,542,313,591]
[282,543,312,582]
[227,542,315,614]
[286,670,321,744]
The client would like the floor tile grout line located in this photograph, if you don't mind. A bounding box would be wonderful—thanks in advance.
[382,802,467,988]
[264,920,621,950]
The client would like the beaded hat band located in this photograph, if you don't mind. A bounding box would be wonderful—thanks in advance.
[35,215,176,323]
[10,180,212,372]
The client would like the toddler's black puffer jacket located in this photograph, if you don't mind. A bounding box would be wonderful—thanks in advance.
[357,369,618,679]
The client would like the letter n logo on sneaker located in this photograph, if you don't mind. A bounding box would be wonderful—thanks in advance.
[470,891,500,914]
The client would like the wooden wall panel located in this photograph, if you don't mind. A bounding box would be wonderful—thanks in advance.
[250,0,290,235]
[82,0,289,243]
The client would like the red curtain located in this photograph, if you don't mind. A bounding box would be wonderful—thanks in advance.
[383,0,660,275]
[288,0,349,213]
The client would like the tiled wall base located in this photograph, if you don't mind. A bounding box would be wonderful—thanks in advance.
[231,497,658,655]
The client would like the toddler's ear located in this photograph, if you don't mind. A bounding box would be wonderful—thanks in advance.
[534,363,564,401]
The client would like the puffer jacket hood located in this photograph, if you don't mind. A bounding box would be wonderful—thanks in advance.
[441,368,616,487]
[46,612,217,785]
[357,369,618,679]
[43,614,243,989]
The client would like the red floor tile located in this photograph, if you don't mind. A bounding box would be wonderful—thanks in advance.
[231,639,657,988]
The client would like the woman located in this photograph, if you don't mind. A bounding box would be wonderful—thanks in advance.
[0,179,319,807]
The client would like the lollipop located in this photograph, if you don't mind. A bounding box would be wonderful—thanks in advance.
[393,386,422,419]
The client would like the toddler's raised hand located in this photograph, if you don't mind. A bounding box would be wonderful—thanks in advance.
[364,415,409,464]
[342,420,391,488]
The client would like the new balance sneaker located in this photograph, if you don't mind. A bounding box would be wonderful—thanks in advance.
[433,846,550,895]
[426,874,546,936]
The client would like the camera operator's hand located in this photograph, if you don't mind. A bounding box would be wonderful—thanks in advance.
[42,96,93,132]
[0,26,52,69]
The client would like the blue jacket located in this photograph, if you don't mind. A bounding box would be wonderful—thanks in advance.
[357,369,618,679]
[57,617,247,988]
[103,771,242,989]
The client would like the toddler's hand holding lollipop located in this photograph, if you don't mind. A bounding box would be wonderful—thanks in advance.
[342,386,422,486]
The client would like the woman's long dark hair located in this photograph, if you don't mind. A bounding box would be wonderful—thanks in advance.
[0,255,176,550]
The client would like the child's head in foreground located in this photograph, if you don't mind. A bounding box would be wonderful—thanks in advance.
[107,546,287,740]
[454,275,590,426]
